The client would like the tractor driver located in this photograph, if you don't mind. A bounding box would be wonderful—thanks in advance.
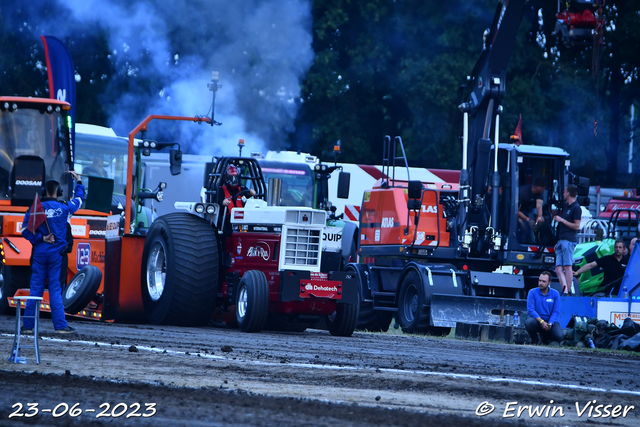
[221,164,255,212]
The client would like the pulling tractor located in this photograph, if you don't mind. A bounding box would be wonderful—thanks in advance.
[140,151,359,335]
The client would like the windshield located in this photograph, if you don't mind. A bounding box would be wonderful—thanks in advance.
[74,131,130,195]
[0,106,69,199]
[259,161,314,207]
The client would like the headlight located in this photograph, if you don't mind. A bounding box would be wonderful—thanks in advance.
[543,255,555,264]
[155,191,163,202]
[206,205,215,214]
[195,203,205,214]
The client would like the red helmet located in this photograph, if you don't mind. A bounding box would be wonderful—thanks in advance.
[225,164,240,187]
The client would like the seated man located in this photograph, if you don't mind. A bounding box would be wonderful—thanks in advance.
[83,157,108,178]
[525,271,564,345]
[220,164,255,212]
[517,177,547,243]
[574,239,629,296]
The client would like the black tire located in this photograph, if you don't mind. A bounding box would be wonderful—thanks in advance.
[397,271,430,334]
[326,303,359,337]
[0,266,31,315]
[141,213,219,326]
[63,266,102,314]
[347,264,392,332]
[236,270,269,333]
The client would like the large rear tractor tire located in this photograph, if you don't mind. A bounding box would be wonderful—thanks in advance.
[396,271,430,334]
[141,213,219,326]
[236,270,269,333]
[326,303,359,337]
[63,266,102,314]
[347,264,392,332]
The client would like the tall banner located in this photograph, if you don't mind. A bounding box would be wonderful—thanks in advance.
[41,35,76,164]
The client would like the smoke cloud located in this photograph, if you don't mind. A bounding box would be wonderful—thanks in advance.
[12,0,315,156]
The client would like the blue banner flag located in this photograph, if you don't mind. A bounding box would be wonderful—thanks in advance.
[41,35,76,164]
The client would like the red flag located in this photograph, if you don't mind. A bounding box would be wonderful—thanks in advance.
[26,193,48,234]
[510,114,523,146]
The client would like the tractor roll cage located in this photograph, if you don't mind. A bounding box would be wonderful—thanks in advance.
[204,156,267,205]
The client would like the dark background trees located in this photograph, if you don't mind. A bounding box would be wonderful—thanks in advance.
[1,0,638,186]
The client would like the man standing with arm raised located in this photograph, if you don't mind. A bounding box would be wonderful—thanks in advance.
[21,170,85,334]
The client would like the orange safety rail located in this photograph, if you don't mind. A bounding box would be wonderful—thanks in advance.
[124,114,211,234]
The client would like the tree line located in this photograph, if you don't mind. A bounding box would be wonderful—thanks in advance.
[1,0,638,185]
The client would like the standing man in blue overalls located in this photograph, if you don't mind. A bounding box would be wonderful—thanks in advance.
[21,170,85,334]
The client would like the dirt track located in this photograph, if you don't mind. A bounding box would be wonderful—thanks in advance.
[1,314,639,426]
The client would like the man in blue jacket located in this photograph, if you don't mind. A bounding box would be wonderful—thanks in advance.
[525,271,564,344]
[21,170,85,334]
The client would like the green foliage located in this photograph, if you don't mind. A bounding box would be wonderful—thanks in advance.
[2,1,639,184]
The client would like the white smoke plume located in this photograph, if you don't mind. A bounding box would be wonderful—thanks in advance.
[33,0,315,156]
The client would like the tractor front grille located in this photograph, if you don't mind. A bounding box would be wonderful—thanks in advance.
[284,228,321,266]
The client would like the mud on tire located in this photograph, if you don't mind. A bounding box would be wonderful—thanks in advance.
[141,213,218,326]
[236,270,269,333]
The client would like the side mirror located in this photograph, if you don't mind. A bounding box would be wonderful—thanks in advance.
[408,180,422,200]
[169,149,182,176]
[337,172,350,199]
[572,175,590,197]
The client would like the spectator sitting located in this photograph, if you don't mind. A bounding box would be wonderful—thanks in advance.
[525,271,564,345]
[574,239,629,296]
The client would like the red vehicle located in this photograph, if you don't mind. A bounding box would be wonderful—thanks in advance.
[139,154,358,335]
[598,197,640,220]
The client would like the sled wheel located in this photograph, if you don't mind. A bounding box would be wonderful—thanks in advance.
[63,266,102,314]
[397,271,430,334]
[141,213,218,326]
[236,270,269,333]
[326,302,359,337]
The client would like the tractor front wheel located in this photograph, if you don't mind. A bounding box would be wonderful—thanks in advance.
[236,270,269,333]
[326,303,358,337]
